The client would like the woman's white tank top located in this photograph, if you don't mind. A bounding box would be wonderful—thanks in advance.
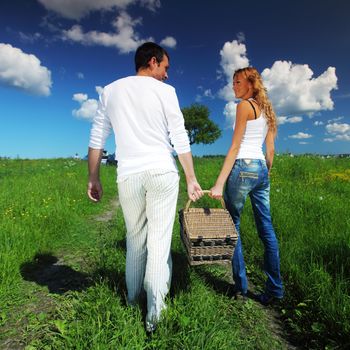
[235,99,268,160]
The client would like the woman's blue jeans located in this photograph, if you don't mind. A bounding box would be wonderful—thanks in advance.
[224,159,283,298]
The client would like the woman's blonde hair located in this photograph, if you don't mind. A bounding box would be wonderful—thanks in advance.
[234,67,277,135]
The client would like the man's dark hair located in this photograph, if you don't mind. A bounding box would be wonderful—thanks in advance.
[135,42,169,72]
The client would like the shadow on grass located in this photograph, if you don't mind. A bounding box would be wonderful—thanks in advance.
[93,249,191,303]
[115,237,126,251]
[193,265,233,296]
[170,250,191,297]
[91,235,128,304]
[20,253,92,294]
[92,266,127,304]
[193,265,258,301]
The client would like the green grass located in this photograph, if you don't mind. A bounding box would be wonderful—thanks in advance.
[0,159,113,293]
[0,155,349,349]
[267,156,350,348]
[180,155,350,349]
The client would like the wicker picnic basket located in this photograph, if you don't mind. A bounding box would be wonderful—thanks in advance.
[179,190,238,265]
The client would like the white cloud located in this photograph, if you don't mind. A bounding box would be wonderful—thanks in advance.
[277,117,288,125]
[19,32,42,43]
[323,121,350,142]
[96,86,104,95]
[195,87,215,103]
[217,43,338,124]
[160,36,176,48]
[314,120,324,126]
[223,101,238,125]
[277,116,303,125]
[77,72,84,79]
[326,122,350,135]
[72,86,103,120]
[218,38,249,124]
[0,43,52,96]
[288,132,313,139]
[37,0,160,20]
[218,39,249,101]
[204,89,214,99]
[73,98,98,119]
[73,93,88,103]
[299,142,309,145]
[39,0,172,59]
[62,12,153,53]
[335,134,350,141]
[327,116,343,123]
[139,0,161,12]
[262,61,338,116]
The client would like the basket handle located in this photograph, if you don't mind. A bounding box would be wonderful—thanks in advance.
[185,190,226,211]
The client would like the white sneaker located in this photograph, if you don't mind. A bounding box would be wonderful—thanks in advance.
[145,320,157,333]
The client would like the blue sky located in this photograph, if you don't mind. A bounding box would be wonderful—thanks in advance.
[0,0,349,159]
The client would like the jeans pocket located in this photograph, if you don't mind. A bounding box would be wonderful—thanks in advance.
[239,171,259,179]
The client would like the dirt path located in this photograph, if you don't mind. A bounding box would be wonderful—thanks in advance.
[218,267,299,350]
[95,197,120,222]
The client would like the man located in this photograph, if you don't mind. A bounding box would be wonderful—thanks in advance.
[87,42,202,332]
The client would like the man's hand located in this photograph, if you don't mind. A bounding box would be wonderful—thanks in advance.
[187,180,203,202]
[87,180,103,202]
[87,147,103,202]
[177,151,203,202]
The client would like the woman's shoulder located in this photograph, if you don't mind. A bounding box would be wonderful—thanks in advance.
[238,98,259,107]
[237,99,251,106]
[236,100,255,116]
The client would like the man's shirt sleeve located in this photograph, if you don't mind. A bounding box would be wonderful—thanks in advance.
[89,89,112,149]
[165,87,191,155]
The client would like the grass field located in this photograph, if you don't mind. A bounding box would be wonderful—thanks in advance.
[0,155,349,349]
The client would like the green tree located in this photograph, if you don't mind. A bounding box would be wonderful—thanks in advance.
[181,104,221,145]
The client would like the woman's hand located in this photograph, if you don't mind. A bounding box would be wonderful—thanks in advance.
[209,183,224,199]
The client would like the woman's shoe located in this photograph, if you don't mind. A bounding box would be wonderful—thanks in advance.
[234,291,248,302]
[256,293,282,306]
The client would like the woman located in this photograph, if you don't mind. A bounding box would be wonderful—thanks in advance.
[210,67,283,304]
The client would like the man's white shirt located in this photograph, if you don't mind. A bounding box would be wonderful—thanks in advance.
[89,76,190,178]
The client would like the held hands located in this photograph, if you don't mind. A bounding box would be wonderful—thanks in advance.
[87,179,103,202]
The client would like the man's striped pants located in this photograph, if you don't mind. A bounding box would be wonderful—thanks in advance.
[117,169,179,325]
